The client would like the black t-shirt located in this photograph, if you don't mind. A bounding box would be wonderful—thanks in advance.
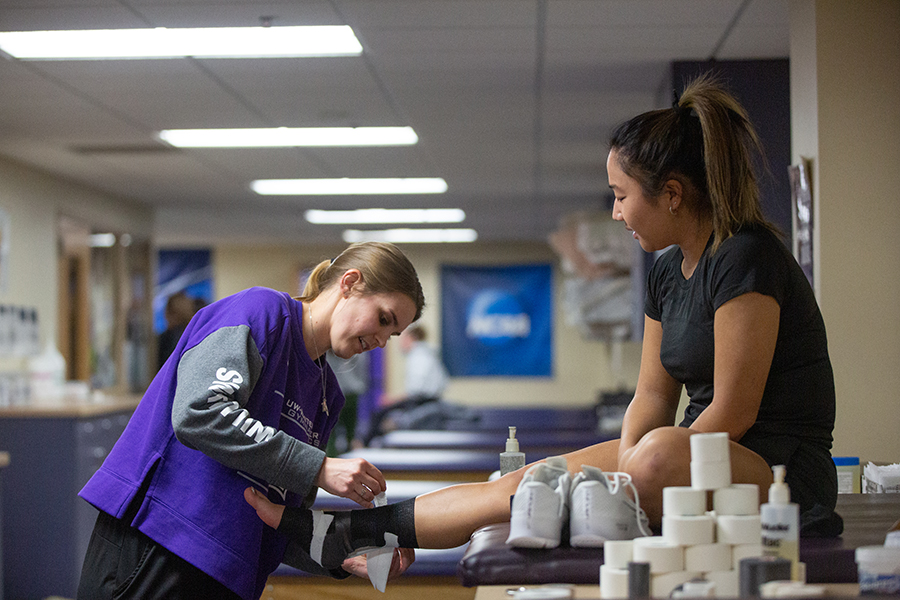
[645,225,839,521]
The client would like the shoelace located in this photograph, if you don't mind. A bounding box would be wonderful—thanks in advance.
[605,472,653,537]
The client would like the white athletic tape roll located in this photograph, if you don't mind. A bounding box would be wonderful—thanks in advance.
[662,514,715,546]
[600,564,630,599]
[663,486,707,516]
[704,570,740,597]
[713,484,760,516]
[689,432,730,463]
[716,514,762,545]
[651,571,700,598]
[732,543,764,569]
[602,540,634,570]
[633,536,685,573]
[691,460,732,490]
[684,543,733,573]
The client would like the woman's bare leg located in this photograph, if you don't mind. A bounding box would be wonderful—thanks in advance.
[620,427,773,524]
[414,428,773,547]
[412,439,621,547]
[246,431,771,551]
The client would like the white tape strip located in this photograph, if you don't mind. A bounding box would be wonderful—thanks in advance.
[689,432,730,463]
[366,492,393,593]
[673,579,718,598]
[760,580,826,597]
[684,543,733,573]
[633,536,684,573]
[691,460,732,490]
[600,564,630,599]
[651,571,700,598]
[716,514,762,545]
[662,514,715,546]
[309,511,334,566]
[713,484,760,516]
[602,540,634,570]
[663,486,707,516]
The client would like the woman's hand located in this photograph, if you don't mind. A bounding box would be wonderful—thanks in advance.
[243,487,285,529]
[341,548,416,581]
[316,457,387,508]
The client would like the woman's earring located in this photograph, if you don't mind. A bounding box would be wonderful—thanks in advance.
[669,205,677,216]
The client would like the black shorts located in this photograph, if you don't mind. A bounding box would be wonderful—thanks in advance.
[737,432,843,536]
[77,511,242,600]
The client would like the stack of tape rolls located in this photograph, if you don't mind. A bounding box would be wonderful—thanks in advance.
[600,432,769,598]
[600,540,634,598]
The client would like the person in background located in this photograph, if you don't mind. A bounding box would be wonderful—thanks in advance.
[157,291,197,370]
[398,324,448,401]
[77,242,424,600]
[243,74,842,570]
[361,324,449,444]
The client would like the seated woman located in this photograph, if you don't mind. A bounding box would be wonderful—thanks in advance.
[244,74,843,582]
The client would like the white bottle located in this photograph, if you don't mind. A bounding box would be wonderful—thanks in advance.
[760,464,800,580]
[500,426,526,475]
[28,341,66,402]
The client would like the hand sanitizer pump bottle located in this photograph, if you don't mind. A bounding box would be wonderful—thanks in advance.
[760,465,800,580]
[500,426,526,476]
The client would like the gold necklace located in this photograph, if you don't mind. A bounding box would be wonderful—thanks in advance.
[307,304,329,416]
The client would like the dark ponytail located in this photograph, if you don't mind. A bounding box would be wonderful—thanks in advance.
[609,73,777,252]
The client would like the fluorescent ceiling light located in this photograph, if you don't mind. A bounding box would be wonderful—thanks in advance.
[343,229,478,244]
[158,126,417,148]
[0,26,362,60]
[252,178,448,195]
[89,233,116,248]
[306,208,464,224]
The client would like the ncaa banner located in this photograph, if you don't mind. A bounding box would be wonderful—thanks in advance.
[441,264,552,377]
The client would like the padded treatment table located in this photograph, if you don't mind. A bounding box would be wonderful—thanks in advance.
[339,446,587,482]
[370,429,611,454]
[338,448,501,482]
[443,407,599,432]
[456,493,900,587]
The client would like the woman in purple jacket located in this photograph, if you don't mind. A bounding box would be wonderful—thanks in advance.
[77,242,423,600]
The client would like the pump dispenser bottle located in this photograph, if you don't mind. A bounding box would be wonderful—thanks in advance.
[760,465,800,579]
[500,426,526,475]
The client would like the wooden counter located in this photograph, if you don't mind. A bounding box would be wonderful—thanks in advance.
[473,583,861,599]
[0,393,141,418]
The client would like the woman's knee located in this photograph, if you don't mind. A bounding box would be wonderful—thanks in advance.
[622,427,693,490]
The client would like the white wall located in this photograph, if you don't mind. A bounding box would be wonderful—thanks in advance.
[0,156,152,350]
[790,0,900,462]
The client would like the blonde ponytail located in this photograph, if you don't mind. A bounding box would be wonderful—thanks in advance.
[300,259,332,299]
[297,242,425,322]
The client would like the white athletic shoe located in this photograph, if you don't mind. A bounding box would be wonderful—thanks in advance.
[506,456,571,548]
[569,465,652,547]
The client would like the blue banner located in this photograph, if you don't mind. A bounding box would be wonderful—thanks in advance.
[441,264,552,377]
[154,248,213,333]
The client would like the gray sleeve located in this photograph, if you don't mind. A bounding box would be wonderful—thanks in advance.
[171,325,325,495]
